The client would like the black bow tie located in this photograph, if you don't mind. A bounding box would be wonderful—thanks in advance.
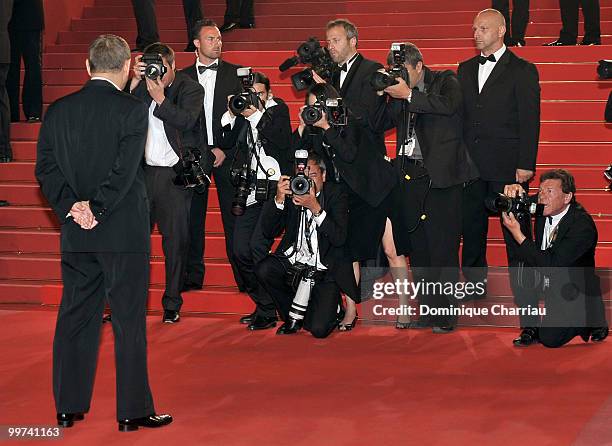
[339,63,348,72]
[548,216,553,224]
[198,63,218,73]
[478,54,496,65]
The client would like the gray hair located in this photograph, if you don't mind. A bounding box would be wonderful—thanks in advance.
[326,18,358,44]
[88,34,130,73]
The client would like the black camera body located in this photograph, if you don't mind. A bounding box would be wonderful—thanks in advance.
[141,53,168,80]
[229,67,261,115]
[486,193,543,219]
[370,42,410,91]
[598,60,612,80]
[173,147,212,193]
[289,149,313,195]
[301,97,348,127]
[279,38,337,91]
[604,165,612,191]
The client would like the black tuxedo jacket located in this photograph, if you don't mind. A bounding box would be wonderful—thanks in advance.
[220,97,293,175]
[0,0,12,63]
[35,79,150,253]
[9,0,44,31]
[291,122,396,208]
[331,53,387,157]
[182,60,243,150]
[375,67,477,188]
[132,71,204,157]
[457,49,540,182]
[260,183,359,301]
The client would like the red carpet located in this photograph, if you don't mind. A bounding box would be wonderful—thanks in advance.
[1,306,612,445]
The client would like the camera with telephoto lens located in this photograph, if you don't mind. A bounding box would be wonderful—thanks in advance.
[370,42,410,91]
[289,149,313,195]
[301,97,347,127]
[229,67,261,115]
[485,193,544,219]
[230,165,251,216]
[141,53,168,80]
[278,38,337,91]
[173,147,212,193]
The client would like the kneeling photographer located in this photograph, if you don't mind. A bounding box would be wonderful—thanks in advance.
[502,169,608,348]
[220,70,292,328]
[254,153,358,338]
[130,42,206,323]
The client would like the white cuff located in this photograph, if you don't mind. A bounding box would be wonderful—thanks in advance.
[274,199,285,210]
[313,210,326,226]
[221,110,236,129]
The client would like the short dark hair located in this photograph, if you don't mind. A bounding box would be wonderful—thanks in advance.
[326,18,358,44]
[307,152,326,174]
[87,34,130,73]
[253,72,270,92]
[192,19,219,40]
[388,42,423,68]
[540,169,577,201]
[143,42,175,66]
[305,83,339,104]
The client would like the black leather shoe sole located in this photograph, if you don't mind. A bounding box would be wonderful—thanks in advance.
[57,413,84,428]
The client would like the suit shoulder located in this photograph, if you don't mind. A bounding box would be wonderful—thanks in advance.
[221,60,242,70]
[359,57,384,72]
[458,56,479,69]
[324,182,348,202]
[508,51,537,71]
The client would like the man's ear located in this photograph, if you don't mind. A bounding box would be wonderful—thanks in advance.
[85,59,92,76]
[321,170,326,183]
[564,192,573,205]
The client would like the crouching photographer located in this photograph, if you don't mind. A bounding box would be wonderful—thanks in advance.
[254,153,358,338]
[219,69,292,328]
[502,169,608,348]
[130,42,206,323]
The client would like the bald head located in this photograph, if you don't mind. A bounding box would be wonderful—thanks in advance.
[472,9,506,55]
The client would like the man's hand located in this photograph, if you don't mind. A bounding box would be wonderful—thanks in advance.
[502,212,526,244]
[275,175,291,204]
[297,105,307,136]
[292,183,321,214]
[70,201,98,230]
[312,110,330,131]
[129,55,145,91]
[146,77,165,105]
[241,105,258,118]
[311,71,326,84]
[516,168,534,184]
[384,76,411,100]
[211,148,226,167]
[503,183,526,198]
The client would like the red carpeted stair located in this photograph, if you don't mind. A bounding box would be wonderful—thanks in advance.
[1,0,610,323]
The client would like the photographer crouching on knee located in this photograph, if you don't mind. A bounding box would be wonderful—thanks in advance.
[254,152,358,338]
[501,169,608,348]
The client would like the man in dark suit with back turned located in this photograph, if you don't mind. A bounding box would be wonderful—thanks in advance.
[458,9,540,303]
[0,0,13,162]
[35,34,171,431]
[182,19,244,291]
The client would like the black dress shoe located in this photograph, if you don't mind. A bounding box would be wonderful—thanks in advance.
[162,310,180,323]
[248,315,277,330]
[0,155,12,163]
[408,318,433,329]
[118,413,172,432]
[0,200,9,207]
[580,39,601,46]
[513,327,539,347]
[239,311,256,325]
[181,281,202,292]
[219,22,239,32]
[515,39,526,47]
[240,22,255,29]
[544,39,576,46]
[590,326,609,342]
[57,412,85,428]
[432,325,456,334]
[26,116,41,123]
[276,319,302,335]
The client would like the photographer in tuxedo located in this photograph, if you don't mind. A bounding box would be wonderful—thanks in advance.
[130,43,205,323]
[458,9,540,303]
[35,34,171,431]
[182,19,244,291]
[502,169,608,347]
[219,71,292,327]
[254,153,358,337]
[324,18,407,330]
[374,42,476,333]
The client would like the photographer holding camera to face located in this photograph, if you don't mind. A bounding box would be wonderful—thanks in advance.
[253,153,358,337]
[501,169,608,348]
[373,42,476,333]
[130,42,205,323]
[218,69,292,329]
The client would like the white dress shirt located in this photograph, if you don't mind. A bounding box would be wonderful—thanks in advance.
[478,45,506,93]
[144,100,179,167]
[541,205,570,250]
[196,58,219,146]
[90,76,121,91]
[339,52,359,89]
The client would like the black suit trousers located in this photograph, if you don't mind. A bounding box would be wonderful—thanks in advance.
[255,256,341,338]
[145,166,192,311]
[232,203,275,317]
[53,252,155,420]
[492,0,530,43]
[224,0,254,24]
[7,29,42,121]
[558,0,600,43]
[0,64,10,158]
